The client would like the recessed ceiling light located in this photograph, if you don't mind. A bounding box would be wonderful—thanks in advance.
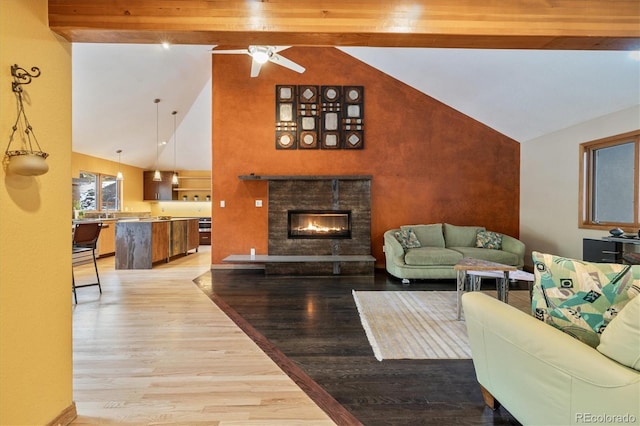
[162,41,171,50]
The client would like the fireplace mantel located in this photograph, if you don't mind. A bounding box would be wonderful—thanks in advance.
[238,174,372,181]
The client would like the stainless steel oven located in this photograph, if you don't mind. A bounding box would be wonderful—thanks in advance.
[198,217,211,245]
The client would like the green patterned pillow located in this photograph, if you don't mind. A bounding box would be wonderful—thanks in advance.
[531,251,640,348]
[394,229,421,250]
[476,231,502,250]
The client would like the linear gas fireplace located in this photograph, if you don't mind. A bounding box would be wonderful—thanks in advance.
[288,210,351,239]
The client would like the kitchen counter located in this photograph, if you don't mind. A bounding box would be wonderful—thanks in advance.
[115,218,199,269]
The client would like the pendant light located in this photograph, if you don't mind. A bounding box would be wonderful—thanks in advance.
[116,149,124,181]
[152,98,162,181]
[171,110,179,185]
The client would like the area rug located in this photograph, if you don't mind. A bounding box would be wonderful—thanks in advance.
[352,290,530,361]
[352,290,470,360]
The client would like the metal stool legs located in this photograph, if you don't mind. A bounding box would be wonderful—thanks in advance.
[72,246,102,304]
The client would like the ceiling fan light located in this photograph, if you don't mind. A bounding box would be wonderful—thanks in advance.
[250,46,271,64]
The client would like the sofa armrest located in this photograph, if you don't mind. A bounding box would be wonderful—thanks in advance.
[383,229,405,264]
[462,292,640,425]
[500,234,525,268]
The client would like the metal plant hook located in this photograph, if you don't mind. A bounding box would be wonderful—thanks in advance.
[11,64,41,93]
[4,64,49,176]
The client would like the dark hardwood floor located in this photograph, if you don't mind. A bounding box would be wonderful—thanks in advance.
[194,269,521,426]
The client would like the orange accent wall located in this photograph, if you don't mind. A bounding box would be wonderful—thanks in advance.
[211,47,520,267]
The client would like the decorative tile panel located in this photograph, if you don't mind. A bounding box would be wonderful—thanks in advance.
[276,85,364,150]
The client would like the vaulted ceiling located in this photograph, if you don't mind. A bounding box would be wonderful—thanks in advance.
[52,1,640,170]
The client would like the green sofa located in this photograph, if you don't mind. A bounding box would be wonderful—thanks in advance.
[383,223,525,282]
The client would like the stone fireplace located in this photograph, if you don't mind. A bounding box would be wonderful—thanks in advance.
[265,175,372,275]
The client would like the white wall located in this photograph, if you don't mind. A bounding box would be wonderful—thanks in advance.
[520,105,640,268]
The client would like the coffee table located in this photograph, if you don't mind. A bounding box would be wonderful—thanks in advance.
[465,269,535,301]
[454,258,516,320]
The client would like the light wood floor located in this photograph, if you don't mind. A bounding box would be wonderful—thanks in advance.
[71,246,335,425]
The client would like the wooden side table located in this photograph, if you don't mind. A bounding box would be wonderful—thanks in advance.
[454,258,516,320]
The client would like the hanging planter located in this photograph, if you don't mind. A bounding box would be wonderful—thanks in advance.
[6,150,49,176]
[4,64,49,176]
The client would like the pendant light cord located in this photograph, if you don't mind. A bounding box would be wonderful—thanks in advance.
[155,99,160,169]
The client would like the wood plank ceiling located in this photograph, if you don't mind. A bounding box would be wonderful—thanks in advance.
[49,0,640,50]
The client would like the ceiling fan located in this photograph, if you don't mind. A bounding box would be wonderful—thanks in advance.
[211,45,306,77]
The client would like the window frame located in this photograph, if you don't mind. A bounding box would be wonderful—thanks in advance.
[78,171,122,212]
[579,129,640,230]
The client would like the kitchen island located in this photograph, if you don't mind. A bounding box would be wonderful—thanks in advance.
[115,217,199,269]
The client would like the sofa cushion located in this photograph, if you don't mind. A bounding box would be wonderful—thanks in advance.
[449,247,519,266]
[476,230,502,250]
[401,224,445,248]
[531,251,640,348]
[394,229,421,250]
[404,247,463,266]
[597,295,640,371]
[444,223,485,248]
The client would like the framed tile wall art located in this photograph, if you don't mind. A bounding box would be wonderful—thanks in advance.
[275,85,364,150]
[275,85,297,150]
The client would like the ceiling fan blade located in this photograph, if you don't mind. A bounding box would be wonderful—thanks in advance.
[269,54,306,74]
[210,49,250,55]
[250,59,263,77]
[272,46,292,53]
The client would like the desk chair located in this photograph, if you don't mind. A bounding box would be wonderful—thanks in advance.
[72,222,102,304]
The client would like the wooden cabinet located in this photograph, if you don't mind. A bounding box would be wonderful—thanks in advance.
[188,218,200,251]
[143,171,177,201]
[151,221,170,263]
[97,220,116,257]
[199,231,211,245]
[170,220,187,257]
[170,219,199,255]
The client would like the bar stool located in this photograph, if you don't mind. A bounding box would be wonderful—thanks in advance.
[72,222,102,304]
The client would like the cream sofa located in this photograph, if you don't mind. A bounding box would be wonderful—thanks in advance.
[462,253,640,425]
[383,223,525,282]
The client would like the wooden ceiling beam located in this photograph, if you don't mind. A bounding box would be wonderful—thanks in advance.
[48,0,640,50]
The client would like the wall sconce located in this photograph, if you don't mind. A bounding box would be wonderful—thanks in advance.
[4,64,49,176]
[171,110,179,185]
[116,149,124,181]
[152,98,162,181]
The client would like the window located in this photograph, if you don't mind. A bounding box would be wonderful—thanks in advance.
[78,171,121,211]
[579,130,640,229]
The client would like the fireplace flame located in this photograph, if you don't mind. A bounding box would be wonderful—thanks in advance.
[298,220,344,233]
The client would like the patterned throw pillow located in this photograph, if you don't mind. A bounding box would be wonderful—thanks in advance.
[476,230,502,250]
[531,251,640,348]
[394,229,421,250]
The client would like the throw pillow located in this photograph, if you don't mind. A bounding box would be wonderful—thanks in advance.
[597,296,640,371]
[531,251,640,348]
[400,224,445,248]
[476,230,502,250]
[394,229,421,250]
